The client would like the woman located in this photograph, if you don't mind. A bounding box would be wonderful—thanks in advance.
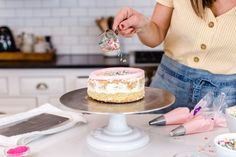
[113,0,236,112]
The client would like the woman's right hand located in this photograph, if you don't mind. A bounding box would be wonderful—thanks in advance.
[113,7,149,37]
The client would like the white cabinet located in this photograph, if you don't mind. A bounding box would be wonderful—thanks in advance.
[0,68,99,114]
[76,76,89,89]
[20,77,65,95]
[0,77,8,94]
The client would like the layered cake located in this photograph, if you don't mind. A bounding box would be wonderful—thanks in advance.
[87,67,145,103]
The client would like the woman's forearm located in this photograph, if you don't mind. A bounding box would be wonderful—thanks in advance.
[137,21,165,48]
[138,3,173,48]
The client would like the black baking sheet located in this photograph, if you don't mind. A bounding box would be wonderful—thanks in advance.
[0,113,69,137]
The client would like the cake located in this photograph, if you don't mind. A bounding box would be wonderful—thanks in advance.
[87,67,145,103]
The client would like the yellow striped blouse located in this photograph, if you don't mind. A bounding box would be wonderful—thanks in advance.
[156,0,236,74]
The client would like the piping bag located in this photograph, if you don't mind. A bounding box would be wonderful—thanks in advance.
[149,107,192,126]
[169,114,215,136]
[212,92,227,127]
[149,92,214,126]
[170,92,227,136]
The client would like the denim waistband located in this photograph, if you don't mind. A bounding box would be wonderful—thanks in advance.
[159,55,236,87]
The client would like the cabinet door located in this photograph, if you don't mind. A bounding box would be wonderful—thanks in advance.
[0,97,36,115]
[20,77,65,95]
[0,77,8,94]
[76,76,89,89]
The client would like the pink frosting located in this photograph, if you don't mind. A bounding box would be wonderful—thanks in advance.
[184,115,214,134]
[164,107,193,125]
[89,67,144,80]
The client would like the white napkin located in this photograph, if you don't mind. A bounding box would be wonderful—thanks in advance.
[0,103,86,147]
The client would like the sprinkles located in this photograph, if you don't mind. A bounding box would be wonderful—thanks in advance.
[98,29,127,63]
[102,70,130,76]
[217,138,236,151]
[99,37,120,52]
[227,106,236,117]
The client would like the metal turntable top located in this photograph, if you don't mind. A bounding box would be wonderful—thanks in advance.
[60,87,175,115]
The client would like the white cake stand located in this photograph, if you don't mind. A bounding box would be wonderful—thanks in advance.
[60,87,175,151]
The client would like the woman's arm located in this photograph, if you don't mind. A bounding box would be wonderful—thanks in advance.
[138,3,173,47]
[113,3,173,48]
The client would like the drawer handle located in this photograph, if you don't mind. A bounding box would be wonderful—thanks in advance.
[36,83,48,90]
[77,76,89,79]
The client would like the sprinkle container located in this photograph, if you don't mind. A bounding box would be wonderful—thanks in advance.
[226,107,236,132]
[214,133,236,157]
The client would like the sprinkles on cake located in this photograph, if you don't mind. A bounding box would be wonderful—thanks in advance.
[104,70,130,76]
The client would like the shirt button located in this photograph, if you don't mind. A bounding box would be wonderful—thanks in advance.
[201,44,207,50]
[194,57,200,63]
[208,21,214,28]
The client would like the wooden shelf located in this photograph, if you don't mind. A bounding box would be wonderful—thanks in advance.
[0,50,55,61]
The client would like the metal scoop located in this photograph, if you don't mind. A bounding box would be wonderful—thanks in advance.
[98,29,120,52]
[98,29,127,62]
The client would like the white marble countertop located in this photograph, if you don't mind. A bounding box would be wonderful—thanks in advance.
[4,114,229,157]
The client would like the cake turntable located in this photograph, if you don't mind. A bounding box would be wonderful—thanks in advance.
[60,87,175,151]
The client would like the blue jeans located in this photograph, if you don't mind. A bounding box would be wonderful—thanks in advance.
[150,55,236,113]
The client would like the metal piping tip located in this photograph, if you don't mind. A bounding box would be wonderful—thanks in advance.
[149,115,166,126]
[169,126,186,137]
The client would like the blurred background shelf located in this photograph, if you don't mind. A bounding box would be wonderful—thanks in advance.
[0,50,56,62]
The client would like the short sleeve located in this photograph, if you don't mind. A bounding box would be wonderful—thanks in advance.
[156,0,174,8]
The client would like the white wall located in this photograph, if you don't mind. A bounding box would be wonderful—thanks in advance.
[0,0,162,55]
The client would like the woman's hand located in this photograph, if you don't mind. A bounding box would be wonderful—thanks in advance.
[113,4,173,48]
[112,7,149,37]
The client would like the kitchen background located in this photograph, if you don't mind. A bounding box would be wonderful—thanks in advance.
[0,0,162,55]
[0,0,164,115]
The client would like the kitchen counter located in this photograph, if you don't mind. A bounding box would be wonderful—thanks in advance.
[3,114,227,157]
[0,54,129,69]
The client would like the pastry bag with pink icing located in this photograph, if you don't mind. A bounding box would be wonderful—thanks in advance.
[192,92,227,127]
[212,92,228,127]
[169,92,228,136]
[149,107,193,126]
[169,115,215,136]
[190,92,214,116]
[149,92,213,126]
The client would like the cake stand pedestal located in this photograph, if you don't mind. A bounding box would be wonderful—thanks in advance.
[60,87,175,151]
[87,114,149,151]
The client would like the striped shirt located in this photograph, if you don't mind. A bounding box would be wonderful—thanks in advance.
[156,0,236,74]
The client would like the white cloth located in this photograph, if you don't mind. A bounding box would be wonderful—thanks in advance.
[0,103,86,147]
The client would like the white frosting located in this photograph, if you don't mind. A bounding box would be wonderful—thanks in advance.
[88,77,144,94]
